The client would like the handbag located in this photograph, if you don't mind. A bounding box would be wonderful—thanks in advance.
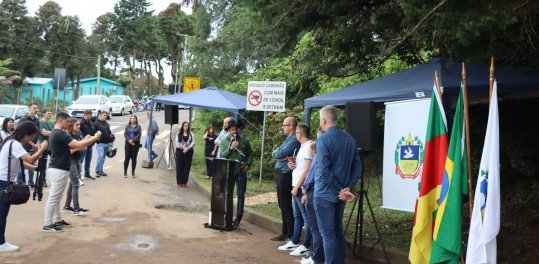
[1,141,31,205]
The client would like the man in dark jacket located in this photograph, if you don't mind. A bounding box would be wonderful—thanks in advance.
[17,103,41,185]
[93,111,112,177]
[219,120,253,225]
[80,110,97,179]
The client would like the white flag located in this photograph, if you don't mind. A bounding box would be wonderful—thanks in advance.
[466,81,500,263]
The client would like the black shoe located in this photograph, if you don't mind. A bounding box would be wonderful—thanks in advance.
[132,173,135,178]
[99,172,108,176]
[84,175,96,180]
[270,233,287,241]
[43,224,63,233]
[63,206,74,212]
[54,220,72,227]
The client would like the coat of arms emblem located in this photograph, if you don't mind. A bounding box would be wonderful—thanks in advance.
[394,133,424,179]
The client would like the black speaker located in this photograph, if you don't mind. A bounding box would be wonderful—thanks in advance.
[165,105,179,124]
[345,102,376,152]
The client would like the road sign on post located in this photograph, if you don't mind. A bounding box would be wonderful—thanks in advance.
[246,81,287,185]
[247,81,286,112]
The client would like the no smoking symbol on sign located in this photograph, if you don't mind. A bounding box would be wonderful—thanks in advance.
[249,90,262,106]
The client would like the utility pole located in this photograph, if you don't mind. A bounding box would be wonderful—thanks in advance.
[175,33,189,94]
[97,54,101,95]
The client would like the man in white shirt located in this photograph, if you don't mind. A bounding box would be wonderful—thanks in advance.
[278,123,313,256]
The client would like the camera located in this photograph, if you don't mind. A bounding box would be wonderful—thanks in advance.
[37,157,47,173]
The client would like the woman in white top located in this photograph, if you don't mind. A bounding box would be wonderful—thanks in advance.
[0,121,48,252]
[175,121,195,187]
[0,118,15,143]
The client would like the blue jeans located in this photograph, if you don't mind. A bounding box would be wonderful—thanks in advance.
[17,170,34,185]
[80,146,93,176]
[0,180,12,244]
[292,192,312,247]
[95,143,109,174]
[145,134,157,159]
[306,192,325,263]
[314,197,346,264]
[235,171,247,216]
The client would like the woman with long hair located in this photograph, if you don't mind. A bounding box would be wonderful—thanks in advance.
[0,118,15,143]
[0,121,47,252]
[203,125,216,179]
[175,121,195,187]
[63,118,89,216]
[123,115,142,178]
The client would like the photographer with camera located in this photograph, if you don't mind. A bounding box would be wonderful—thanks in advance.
[0,121,48,252]
[43,112,101,233]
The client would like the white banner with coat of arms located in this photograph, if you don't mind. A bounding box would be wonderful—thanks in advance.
[382,99,431,212]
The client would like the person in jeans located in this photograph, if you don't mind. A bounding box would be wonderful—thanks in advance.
[0,121,48,251]
[144,112,159,160]
[301,138,324,264]
[315,105,362,264]
[175,121,195,187]
[93,111,111,177]
[17,103,40,186]
[63,118,90,216]
[279,124,313,256]
[80,110,96,180]
[123,115,142,178]
[219,120,253,225]
[43,112,101,232]
[270,117,300,242]
[203,125,216,179]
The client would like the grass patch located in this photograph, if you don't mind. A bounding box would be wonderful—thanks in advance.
[247,203,281,220]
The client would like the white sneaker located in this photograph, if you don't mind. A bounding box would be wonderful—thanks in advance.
[290,245,310,256]
[277,240,299,251]
[78,178,84,187]
[300,257,314,264]
[0,242,19,252]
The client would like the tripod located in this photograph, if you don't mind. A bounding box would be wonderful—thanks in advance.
[156,124,176,169]
[345,151,391,263]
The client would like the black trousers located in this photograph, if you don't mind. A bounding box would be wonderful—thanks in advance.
[176,148,194,185]
[204,146,215,176]
[275,171,294,238]
[124,142,140,174]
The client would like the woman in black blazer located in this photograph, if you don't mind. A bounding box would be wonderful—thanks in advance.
[124,115,142,178]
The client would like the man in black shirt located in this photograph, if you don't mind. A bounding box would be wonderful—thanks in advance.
[80,110,96,179]
[43,112,101,232]
[93,111,112,177]
[17,103,40,186]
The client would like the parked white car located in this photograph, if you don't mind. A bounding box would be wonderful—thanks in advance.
[67,95,111,119]
[0,104,28,127]
[109,95,134,116]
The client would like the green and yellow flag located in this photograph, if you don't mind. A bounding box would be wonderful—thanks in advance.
[430,85,469,263]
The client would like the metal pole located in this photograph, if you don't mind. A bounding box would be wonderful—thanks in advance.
[54,75,59,113]
[259,111,266,185]
[97,55,101,95]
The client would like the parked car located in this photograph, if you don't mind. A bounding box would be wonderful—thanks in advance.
[109,95,134,116]
[67,95,111,119]
[0,104,28,127]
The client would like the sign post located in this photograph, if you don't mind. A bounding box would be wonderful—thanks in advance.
[246,81,286,184]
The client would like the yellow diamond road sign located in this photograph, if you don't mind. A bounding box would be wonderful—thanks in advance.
[184,77,201,93]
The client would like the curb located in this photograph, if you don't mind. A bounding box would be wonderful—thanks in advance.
[189,176,283,234]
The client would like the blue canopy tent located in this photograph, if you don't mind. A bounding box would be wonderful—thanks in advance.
[304,58,539,121]
[146,87,247,161]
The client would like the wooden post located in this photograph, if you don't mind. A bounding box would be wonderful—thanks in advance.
[434,70,442,95]
[489,57,495,102]
[462,63,474,216]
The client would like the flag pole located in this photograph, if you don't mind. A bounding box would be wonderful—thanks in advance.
[489,57,495,102]
[434,70,442,95]
[462,63,474,217]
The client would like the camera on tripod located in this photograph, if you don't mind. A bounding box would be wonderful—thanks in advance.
[37,156,47,173]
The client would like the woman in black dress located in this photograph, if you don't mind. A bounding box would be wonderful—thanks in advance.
[175,121,195,187]
[203,125,216,179]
